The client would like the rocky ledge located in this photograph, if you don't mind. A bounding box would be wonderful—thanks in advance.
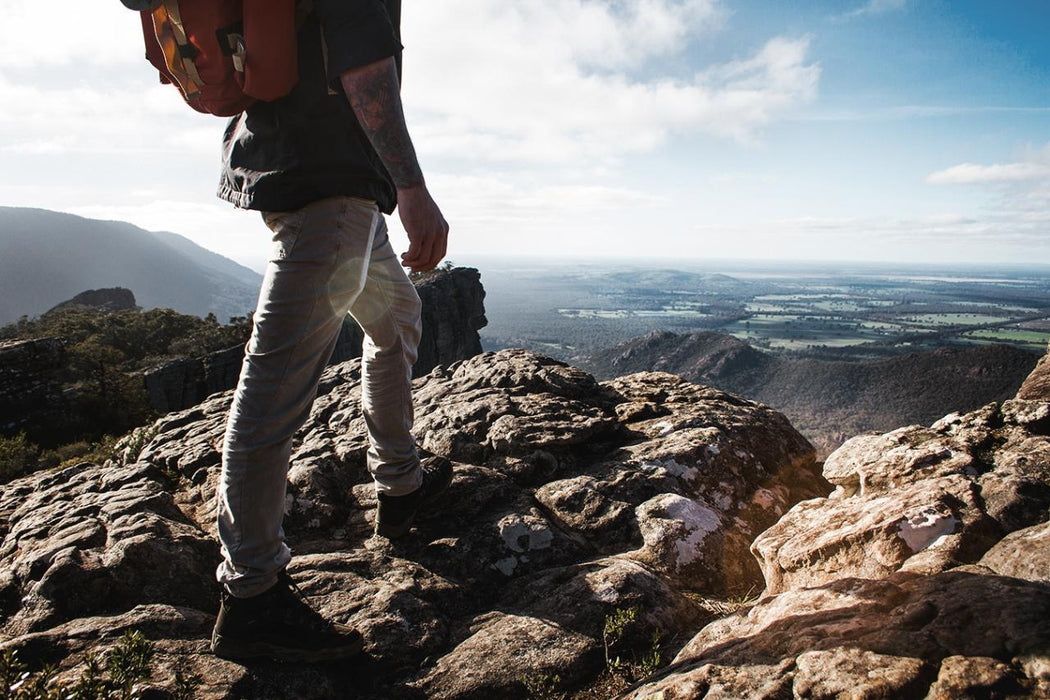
[0,348,820,698]
[2,345,1048,699]
[627,349,1050,699]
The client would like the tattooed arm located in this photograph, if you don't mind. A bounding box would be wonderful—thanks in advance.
[341,57,448,272]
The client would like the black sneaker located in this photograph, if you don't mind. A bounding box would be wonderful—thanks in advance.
[375,456,453,539]
[211,570,363,662]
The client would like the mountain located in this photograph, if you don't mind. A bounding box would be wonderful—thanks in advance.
[0,207,261,325]
[577,330,1040,454]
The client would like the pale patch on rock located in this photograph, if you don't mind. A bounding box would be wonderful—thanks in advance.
[897,507,959,553]
[640,458,700,484]
[636,493,722,569]
[654,421,674,436]
[497,513,553,553]
[750,488,777,510]
[587,578,621,604]
[493,556,517,576]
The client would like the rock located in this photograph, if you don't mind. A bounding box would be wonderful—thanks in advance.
[1017,344,1050,400]
[417,613,600,699]
[978,521,1050,583]
[627,388,1050,700]
[625,570,1050,699]
[0,337,67,436]
[0,348,818,698]
[143,344,246,415]
[0,462,219,638]
[415,266,487,379]
[46,287,139,314]
[752,398,1050,594]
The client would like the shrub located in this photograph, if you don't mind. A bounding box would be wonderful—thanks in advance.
[0,630,190,700]
[0,434,38,483]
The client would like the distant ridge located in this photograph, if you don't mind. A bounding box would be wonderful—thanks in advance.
[0,207,261,324]
[578,329,1040,454]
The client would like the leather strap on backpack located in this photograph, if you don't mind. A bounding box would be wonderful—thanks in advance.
[151,1,204,100]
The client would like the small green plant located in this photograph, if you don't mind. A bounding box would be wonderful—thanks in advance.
[409,259,456,282]
[638,632,663,677]
[114,423,160,467]
[521,672,564,700]
[602,605,638,676]
[104,630,153,696]
[601,606,664,684]
[0,630,159,700]
[171,666,203,700]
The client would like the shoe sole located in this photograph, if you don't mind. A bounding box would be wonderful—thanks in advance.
[211,633,363,663]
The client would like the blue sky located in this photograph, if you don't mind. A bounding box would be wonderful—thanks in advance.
[1,0,1047,271]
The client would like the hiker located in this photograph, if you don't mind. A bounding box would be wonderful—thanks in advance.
[208,0,452,662]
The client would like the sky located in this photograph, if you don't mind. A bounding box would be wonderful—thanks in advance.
[1,0,1048,272]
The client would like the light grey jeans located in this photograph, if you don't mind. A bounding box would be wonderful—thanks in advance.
[216,196,423,597]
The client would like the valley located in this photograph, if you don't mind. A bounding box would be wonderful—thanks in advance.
[472,258,1049,453]
[476,258,1050,359]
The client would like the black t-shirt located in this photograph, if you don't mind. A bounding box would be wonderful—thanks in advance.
[217,0,401,214]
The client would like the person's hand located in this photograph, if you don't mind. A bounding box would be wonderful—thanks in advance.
[397,184,449,273]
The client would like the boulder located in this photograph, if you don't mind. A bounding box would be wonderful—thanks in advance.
[752,399,1050,594]
[1017,343,1050,401]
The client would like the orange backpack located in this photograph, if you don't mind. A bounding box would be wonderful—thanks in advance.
[130,0,300,116]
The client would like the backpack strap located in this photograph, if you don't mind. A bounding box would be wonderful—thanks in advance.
[151,1,204,99]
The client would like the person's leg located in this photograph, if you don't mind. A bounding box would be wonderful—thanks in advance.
[348,218,423,496]
[350,224,453,537]
[216,196,379,598]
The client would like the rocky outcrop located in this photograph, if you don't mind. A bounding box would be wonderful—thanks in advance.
[415,267,487,377]
[143,344,246,415]
[46,287,139,314]
[1018,343,1050,400]
[0,349,818,698]
[143,267,488,414]
[626,349,1050,699]
[0,337,66,434]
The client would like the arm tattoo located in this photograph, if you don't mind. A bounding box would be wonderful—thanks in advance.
[342,58,424,189]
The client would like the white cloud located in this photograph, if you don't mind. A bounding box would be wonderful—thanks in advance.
[926,162,1050,185]
[404,2,818,164]
[686,210,1050,263]
[839,0,907,20]
[0,71,217,157]
[0,3,144,67]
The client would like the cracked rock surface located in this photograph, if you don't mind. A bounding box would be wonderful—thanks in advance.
[626,351,1050,699]
[0,349,819,698]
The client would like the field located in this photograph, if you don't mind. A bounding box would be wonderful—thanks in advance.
[468,258,1050,359]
